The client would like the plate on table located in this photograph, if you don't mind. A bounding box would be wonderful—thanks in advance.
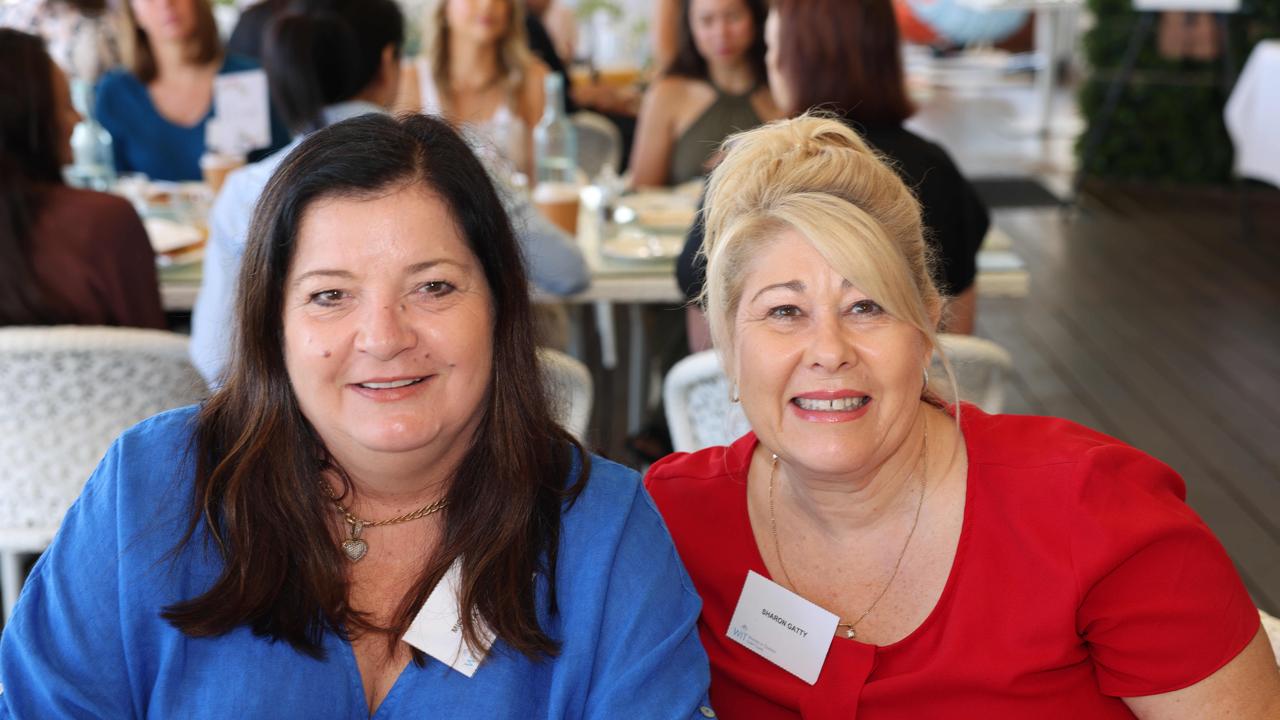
[145,218,206,266]
[600,228,685,262]
[614,192,698,231]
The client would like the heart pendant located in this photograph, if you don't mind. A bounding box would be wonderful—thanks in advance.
[342,538,368,562]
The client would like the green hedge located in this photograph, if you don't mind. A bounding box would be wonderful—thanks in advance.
[1077,0,1280,183]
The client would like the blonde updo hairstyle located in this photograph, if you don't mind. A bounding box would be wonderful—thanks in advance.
[699,114,954,405]
[421,0,533,100]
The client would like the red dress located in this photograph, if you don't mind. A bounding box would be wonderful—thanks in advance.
[645,406,1259,719]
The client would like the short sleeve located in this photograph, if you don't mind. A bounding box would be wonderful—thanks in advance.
[1070,444,1259,697]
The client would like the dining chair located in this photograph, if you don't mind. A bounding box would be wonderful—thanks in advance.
[539,347,593,443]
[663,334,1015,453]
[571,110,623,181]
[0,326,207,621]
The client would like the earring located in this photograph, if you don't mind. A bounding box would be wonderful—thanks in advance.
[731,383,740,403]
[922,368,930,391]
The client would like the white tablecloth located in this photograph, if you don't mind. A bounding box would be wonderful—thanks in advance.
[1226,40,1280,187]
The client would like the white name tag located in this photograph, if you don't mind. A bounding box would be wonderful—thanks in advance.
[403,559,494,678]
[726,571,839,685]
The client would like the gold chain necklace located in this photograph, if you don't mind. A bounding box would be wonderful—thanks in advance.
[767,422,928,640]
[319,481,448,563]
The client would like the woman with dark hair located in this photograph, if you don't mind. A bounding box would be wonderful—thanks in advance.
[0,113,710,717]
[630,0,780,187]
[94,0,288,181]
[768,0,987,332]
[677,0,989,337]
[0,28,163,328]
[189,0,585,385]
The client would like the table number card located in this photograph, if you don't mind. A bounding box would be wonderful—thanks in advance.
[726,570,840,685]
[211,70,271,154]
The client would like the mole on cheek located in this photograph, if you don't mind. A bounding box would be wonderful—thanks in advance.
[322,350,332,358]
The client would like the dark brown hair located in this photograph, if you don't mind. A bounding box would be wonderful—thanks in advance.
[770,0,914,125]
[119,0,221,83]
[666,0,768,86]
[0,29,70,325]
[162,113,590,661]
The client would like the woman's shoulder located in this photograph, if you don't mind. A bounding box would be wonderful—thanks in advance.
[645,433,754,508]
[219,53,261,75]
[961,406,1187,504]
[961,406,1138,468]
[96,66,144,98]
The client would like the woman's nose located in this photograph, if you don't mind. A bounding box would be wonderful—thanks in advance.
[806,311,856,372]
[355,302,418,360]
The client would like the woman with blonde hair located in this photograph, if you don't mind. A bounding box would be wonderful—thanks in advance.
[397,0,548,177]
[646,114,1280,718]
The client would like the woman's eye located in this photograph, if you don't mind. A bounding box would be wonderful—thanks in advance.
[418,280,456,297]
[849,299,883,316]
[767,305,802,320]
[309,290,346,307]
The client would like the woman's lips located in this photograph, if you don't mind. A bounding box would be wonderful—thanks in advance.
[788,393,872,422]
[348,376,432,402]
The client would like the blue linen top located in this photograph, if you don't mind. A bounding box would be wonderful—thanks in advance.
[188,101,589,386]
[94,54,290,182]
[0,407,712,719]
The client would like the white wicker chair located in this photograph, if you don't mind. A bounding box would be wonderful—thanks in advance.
[663,351,750,454]
[571,110,623,180]
[539,348,593,442]
[663,334,1014,454]
[931,334,1014,413]
[0,326,207,620]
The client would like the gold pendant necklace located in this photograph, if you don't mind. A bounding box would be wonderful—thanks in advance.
[768,421,928,640]
[319,482,448,562]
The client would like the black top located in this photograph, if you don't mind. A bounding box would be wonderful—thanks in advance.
[524,14,577,114]
[225,0,286,62]
[676,120,989,301]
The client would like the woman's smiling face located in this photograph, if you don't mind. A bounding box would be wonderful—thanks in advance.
[282,183,494,472]
[733,226,930,479]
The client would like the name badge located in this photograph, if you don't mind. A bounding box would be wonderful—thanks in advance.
[726,570,839,685]
[403,558,494,677]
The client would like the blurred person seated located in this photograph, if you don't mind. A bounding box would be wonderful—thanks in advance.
[677,0,988,342]
[629,0,780,188]
[0,112,712,717]
[190,0,585,386]
[397,0,549,179]
[94,0,289,182]
[0,0,121,85]
[223,0,288,61]
[0,29,164,329]
[523,0,574,66]
[518,0,575,114]
[647,114,1280,719]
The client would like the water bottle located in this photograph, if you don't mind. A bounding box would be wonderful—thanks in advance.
[533,73,580,235]
[66,79,116,191]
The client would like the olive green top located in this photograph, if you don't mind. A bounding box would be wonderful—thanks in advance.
[668,86,763,185]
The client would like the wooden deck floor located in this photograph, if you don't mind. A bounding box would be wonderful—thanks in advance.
[978,186,1280,613]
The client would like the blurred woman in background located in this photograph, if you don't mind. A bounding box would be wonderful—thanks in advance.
[630,0,780,187]
[397,0,548,178]
[95,0,288,181]
[0,28,163,329]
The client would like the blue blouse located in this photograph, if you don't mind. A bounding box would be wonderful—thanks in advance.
[94,55,290,182]
[0,407,713,718]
